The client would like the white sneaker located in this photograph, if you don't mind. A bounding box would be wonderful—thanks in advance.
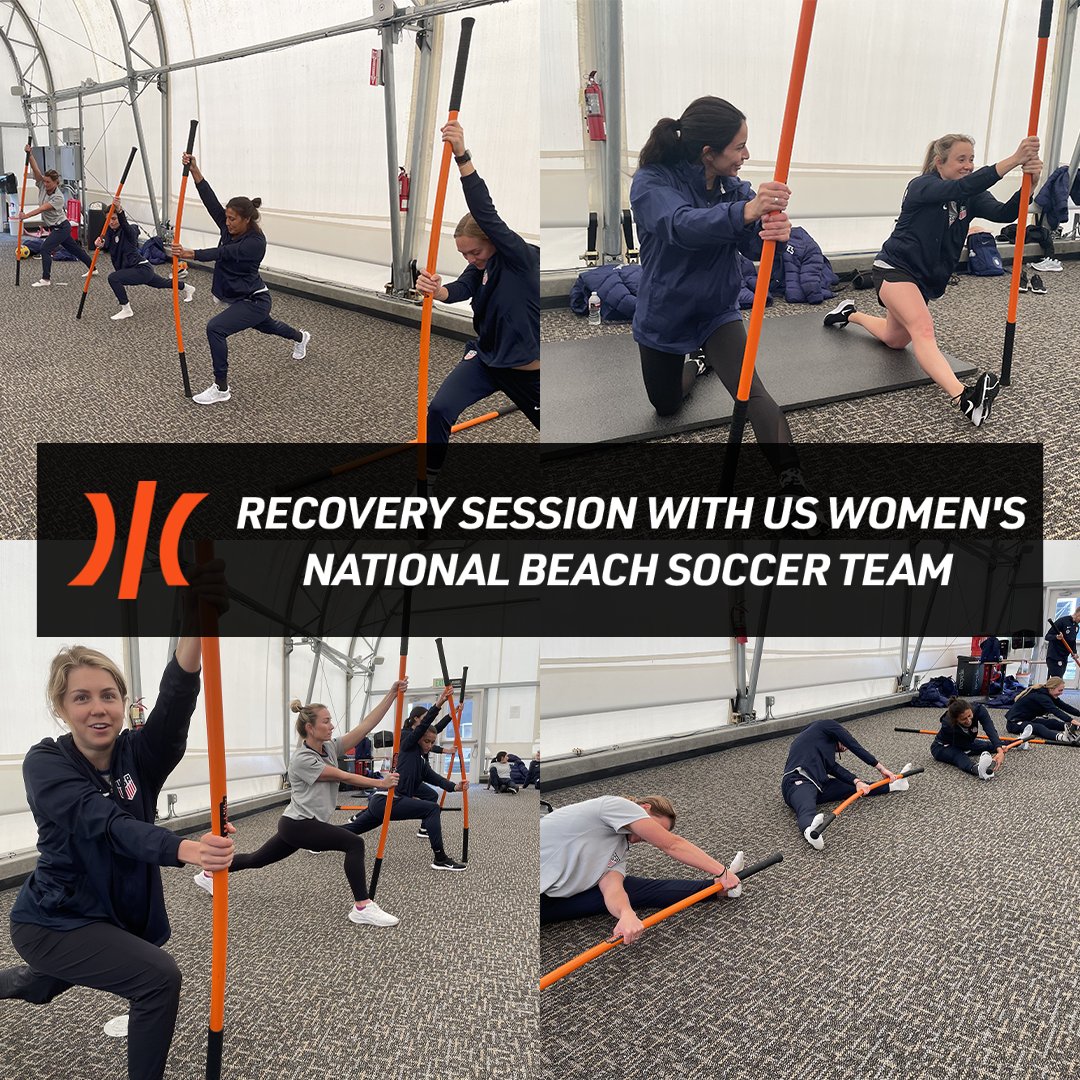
[292,330,311,359]
[193,870,213,896]
[30,278,51,287]
[977,751,996,780]
[103,1014,129,1038]
[1030,257,1062,272]
[84,268,98,278]
[348,900,399,927]
[804,813,825,850]
[193,383,231,405]
[182,284,195,303]
[111,304,134,321]
[889,765,912,792]
[726,849,745,898]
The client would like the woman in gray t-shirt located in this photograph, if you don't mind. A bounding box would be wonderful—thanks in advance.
[193,681,407,928]
[540,795,741,945]
[15,144,94,285]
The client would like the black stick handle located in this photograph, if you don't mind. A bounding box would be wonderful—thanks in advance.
[811,814,835,839]
[448,18,475,113]
[400,588,412,658]
[458,665,469,702]
[735,852,784,880]
[185,119,199,156]
[76,292,88,319]
[1039,0,1054,38]
[435,636,451,684]
[720,399,749,497]
[119,145,138,184]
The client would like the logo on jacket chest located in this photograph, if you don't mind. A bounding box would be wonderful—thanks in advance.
[482,270,488,286]
[946,202,967,227]
[116,773,138,801]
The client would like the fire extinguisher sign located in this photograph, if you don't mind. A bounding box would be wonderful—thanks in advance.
[370,49,383,86]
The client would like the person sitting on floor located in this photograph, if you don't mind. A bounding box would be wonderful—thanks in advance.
[489,751,518,794]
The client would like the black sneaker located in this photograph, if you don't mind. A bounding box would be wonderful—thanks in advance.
[416,826,428,838]
[823,300,856,328]
[1030,272,1046,295]
[1019,270,1030,293]
[955,372,1000,427]
[777,468,810,497]
[431,854,467,872]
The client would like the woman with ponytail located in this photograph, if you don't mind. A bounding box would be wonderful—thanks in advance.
[630,96,805,491]
[824,132,1042,427]
[1005,677,1080,743]
[169,152,310,406]
[193,681,407,928]
[931,697,1020,780]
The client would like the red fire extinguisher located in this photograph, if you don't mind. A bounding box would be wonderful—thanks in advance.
[398,166,410,212]
[584,71,606,142]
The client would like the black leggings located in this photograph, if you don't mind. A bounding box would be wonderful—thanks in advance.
[638,320,798,473]
[5,919,181,1080]
[230,814,369,901]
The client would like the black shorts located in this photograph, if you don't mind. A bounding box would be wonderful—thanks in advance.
[871,267,926,307]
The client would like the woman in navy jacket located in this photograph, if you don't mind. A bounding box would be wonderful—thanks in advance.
[416,121,540,486]
[1005,678,1080,743]
[932,697,1022,780]
[97,198,192,321]
[0,564,231,1080]
[169,153,309,406]
[824,133,1042,427]
[630,96,804,489]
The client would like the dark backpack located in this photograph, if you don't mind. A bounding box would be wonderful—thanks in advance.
[966,233,1004,276]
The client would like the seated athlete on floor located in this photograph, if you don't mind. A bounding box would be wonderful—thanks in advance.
[782,719,909,850]
[344,685,469,872]
[540,795,741,944]
[630,96,806,494]
[194,685,406,928]
[415,120,540,489]
[1005,678,1080,743]
[931,697,1027,780]
[824,132,1042,428]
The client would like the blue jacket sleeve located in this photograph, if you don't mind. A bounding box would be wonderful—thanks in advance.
[23,746,184,867]
[822,720,879,769]
[903,165,1003,208]
[194,231,266,267]
[632,170,755,250]
[977,707,1002,750]
[423,761,456,792]
[400,702,443,752]
[444,265,482,304]
[131,657,201,793]
[435,714,454,735]
[194,178,227,230]
[967,189,1023,223]
[460,171,532,271]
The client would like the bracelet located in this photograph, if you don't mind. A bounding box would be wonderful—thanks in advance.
[454,150,472,165]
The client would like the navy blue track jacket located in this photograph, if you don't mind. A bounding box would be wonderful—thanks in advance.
[103,210,143,271]
[782,720,879,790]
[878,165,1022,300]
[933,703,1002,752]
[1045,615,1078,663]
[1005,687,1080,727]
[395,704,456,799]
[443,171,539,369]
[192,178,268,302]
[630,160,763,353]
[10,658,200,944]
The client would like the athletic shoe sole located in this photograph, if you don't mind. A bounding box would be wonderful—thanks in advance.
[824,301,855,327]
[430,861,467,872]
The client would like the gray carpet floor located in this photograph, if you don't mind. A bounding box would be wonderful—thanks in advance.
[540,703,1080,1080]
[543,263,1077,537]
[0,233,537,540]
[0,788,539,1079]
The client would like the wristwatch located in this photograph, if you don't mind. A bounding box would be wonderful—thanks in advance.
[454,150,472,165]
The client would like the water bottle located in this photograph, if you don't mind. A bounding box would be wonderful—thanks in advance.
[588,291,601,326]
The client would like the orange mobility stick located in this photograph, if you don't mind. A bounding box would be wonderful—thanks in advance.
[194,539,229,1080]
[808,764,924,841]
[173,120,199,397]
[895,726,1051,749]
[14,134,31,286]
[720,0,817,495]
[369,588,411,898]
[539,852,783,991]
[1001,0,1053,386]
[438,663,468,808]
[76,146,138,319]
[434,639,469,860]
[416,17,475,494]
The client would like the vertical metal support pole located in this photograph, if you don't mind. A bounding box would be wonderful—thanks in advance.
[345,667,352,732]
[283,638,292,768]
[305,639,322,705]
[77,91,86,229]
[381,22,406,294]
[122,627,142,713]
[1044,0,1076,172]
[732,636,749,719]
[595,0,623,263]
[127,75,161,232]
[402,15,442,288]
[746,633,766,719]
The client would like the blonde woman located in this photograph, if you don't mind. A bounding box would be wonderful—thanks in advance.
[824,133,1042,426]
[1005,677,1080,743]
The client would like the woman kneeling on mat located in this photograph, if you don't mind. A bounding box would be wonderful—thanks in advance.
[97,198,193,321]
[17,143,94,287]
[345,686,468,871]
[0,566,231,1080]
[540,795,741,944]
[932,697,1023,780]
[169,152,310,406]
[1005,678,1080,744]
[416,120,540,488]
[630,96,805,492]
[782,719,909,850]
[824,133,1042,427]
[194,685,406,927]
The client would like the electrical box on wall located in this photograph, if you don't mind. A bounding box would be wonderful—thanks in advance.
[58,144,82,182]
[61,128,81,144]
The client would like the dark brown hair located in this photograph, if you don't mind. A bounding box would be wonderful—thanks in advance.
[226,195,263,234]
[639,96,746,168]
